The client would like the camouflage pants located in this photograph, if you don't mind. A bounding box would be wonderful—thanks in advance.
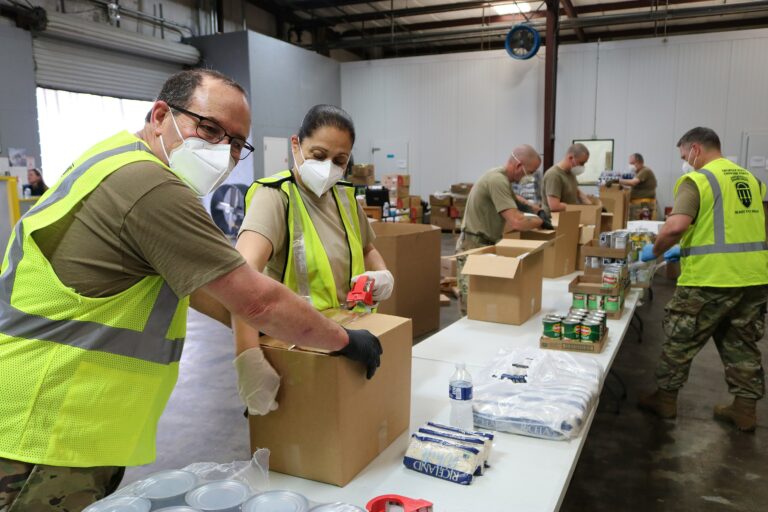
[0,457,124,512]
[657,285,768,399]
[455,233,493,315]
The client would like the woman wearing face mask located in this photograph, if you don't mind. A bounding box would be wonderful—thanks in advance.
[541,143,595,215]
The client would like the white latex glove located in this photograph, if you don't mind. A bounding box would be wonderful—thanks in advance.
[233,347,280,416]
[351,269,394,302]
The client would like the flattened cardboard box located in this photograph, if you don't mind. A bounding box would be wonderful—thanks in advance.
[460,239,550,325]
[372,223,441,337]
[504,210,580,278]
[250,311,412,487]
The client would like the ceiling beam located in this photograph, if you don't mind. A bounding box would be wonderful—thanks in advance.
[342,13,539,37]
[289,0,385,9]
[560,0,586,42]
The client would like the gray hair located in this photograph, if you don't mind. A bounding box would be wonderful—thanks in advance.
[630,153,644,164]
[677,127,721,151]
[567,143,590,159]
[145,68,247,122]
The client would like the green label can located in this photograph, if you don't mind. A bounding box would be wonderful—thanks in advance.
[543,316,562,338]
[572,294,587,309]
[581,320,601,343]
[562,318,581,341]
[605,295,620,312]
[587,294,604,311]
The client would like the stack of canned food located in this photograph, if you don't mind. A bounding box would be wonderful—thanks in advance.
[599,231,630,250]
[542,310,607,344]
[572,292,622,313]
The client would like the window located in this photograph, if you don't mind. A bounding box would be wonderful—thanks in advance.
[36,88,153,184]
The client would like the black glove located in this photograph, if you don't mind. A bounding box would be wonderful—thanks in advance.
[537,209,554,230]
[337,328,383,379]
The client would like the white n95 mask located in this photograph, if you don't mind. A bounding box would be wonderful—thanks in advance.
[681,161,695,174]
[297,144,345,197]
[161,113,236,196]
[571,165,586,176]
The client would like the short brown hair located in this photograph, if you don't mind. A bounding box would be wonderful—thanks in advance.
[677,127,721,151]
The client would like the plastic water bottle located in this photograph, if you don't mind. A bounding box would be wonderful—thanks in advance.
[382,202,390,218]
[449,363,474,431]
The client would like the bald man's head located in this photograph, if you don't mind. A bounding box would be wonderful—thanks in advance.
[506,145,542,183]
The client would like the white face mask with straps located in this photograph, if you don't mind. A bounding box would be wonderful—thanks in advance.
[296,142,346,197]
[160,112,236,196]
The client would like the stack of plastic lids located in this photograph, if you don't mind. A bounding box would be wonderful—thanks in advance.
[402,421,494,485]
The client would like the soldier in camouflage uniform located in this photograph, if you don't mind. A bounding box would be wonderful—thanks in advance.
[638,127,768,432]
[0,458,123,512]
[454,145,548,315]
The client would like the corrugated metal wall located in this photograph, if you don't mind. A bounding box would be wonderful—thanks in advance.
[342,28,768,209]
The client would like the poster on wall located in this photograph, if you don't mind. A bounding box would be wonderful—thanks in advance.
[8,148,28,168]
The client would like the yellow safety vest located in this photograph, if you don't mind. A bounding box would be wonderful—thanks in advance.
[674,158,768,287]
[0,131,189,467]
[245,170,365,310]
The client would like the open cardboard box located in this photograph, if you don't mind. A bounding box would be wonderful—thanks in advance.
[249,310,412,486]
[460,239,550,325]
[372,223,441,337]
[600,184,631,231]
[565,203,603,228]
[504,210,580,278]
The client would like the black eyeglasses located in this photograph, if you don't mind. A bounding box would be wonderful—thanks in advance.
[167,103,254,161]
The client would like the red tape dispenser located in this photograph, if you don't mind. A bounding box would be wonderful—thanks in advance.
[346,274,376,312]
[366,494,433,512]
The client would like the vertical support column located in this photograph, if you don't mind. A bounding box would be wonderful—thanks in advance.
[216,0,225,33]
[543,0,559,170]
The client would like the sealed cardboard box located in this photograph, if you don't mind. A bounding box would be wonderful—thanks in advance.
[431,216,456,231]
[372,223,441,337]
[461,239,549,325]
[429,194,452,207]
[382,174,410,189]
[565,204,603,228]
[441,255,457,278]
[363,206,382,220]
[409,205,423,223]
[250,311,412,487]
[452,194,468,207]
[504,210,580,278]
[409,195,422,208]
[431,206,450,218]
[351,164,375,177]
[451,182,473,195]
[349,175,375,186]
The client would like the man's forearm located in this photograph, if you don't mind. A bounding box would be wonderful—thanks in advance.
[653,225,683,257]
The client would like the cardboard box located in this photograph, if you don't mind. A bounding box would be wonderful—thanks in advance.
[409,195,422,208]
[382,174,410,188]
[431,216,457,231]
[363,206,382,220]
[565,204,603,227]
[599,184,631,231]
[429,194,452,207]
[441,255,457,278]
[409,205,423,223]
[600,213,615,234]
[504,210,580,278]
[452,194,468,207]
[581,239,631,260]
[250,311,412,486]
[372,223,441,337]
[451,182,473,195]
[579,225,597,245]
[568,274,628,319]
[349,175,375,186]
[351,164,375,177]
[541,327,609,354]
[460,239,549,325]
[576,244,586,271]
[431,206,450,218]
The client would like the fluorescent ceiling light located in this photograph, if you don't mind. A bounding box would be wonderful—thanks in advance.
[493,2,532,15]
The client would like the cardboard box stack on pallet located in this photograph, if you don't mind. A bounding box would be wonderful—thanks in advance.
[450,182,472,221]
[349,164,375,186]
[429,192,455,231]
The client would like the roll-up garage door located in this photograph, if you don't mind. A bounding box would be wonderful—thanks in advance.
[32,12,200,101]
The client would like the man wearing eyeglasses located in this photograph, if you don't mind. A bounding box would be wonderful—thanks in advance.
[454,145,548,315]
[0,69,383,511]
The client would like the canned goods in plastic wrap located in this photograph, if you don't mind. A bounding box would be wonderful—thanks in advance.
[543,316,562,338]
[185,480,250,512]
[83,497,151,512]
[242,491,310,512]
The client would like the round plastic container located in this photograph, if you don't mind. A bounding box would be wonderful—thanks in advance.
[184,480,250,512]
[154,507,202,512]
[82,496,152,512]
[309,504,365,512]
[136,469,198,509]
[242,490,309,512]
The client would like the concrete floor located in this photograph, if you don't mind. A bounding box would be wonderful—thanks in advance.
[124,233,768,511]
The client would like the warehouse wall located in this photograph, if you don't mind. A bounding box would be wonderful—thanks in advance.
[341,28,768,207]
[0,19,41,170]
[556,28,768,211]
[341,52,545,196]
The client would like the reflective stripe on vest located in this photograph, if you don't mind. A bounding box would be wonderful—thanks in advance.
[679,168,768,257]
[245,171,365,310]
[0,141,184,364]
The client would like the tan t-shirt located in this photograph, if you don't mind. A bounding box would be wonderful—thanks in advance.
[671,177,701,220]
[631,166,657,200]
[460,167,519,243]
[239,176,375,304]
[542,165,580,214]
[33,161,245,298]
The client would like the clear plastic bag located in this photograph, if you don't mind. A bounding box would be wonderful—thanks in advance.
[472,348,603,440]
